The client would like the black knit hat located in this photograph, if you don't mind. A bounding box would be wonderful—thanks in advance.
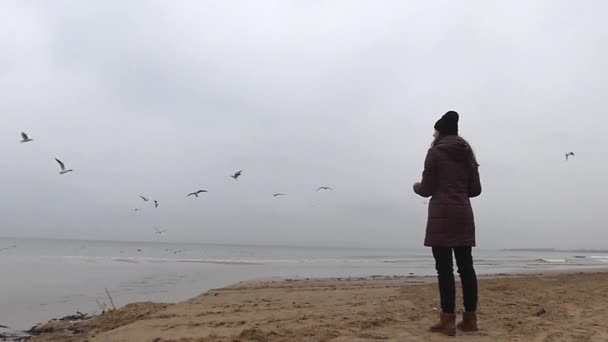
[434,111,459,135]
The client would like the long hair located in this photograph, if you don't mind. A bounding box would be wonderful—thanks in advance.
[432,134,479,168]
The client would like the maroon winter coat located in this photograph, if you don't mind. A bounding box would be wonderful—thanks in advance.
[414,135,482,247]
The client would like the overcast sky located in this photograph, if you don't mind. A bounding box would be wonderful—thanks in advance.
[1,1,607,249]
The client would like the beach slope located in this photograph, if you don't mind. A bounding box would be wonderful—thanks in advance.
[31,272,608,341]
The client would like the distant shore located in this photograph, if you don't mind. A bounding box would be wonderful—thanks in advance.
[26,270,608,341]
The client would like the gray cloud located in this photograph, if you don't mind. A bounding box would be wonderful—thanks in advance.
[1,1,607,248]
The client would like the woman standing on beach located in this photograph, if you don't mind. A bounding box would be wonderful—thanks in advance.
[413,111,482,336]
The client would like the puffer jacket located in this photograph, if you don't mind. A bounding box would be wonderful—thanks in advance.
[414,135,481,247]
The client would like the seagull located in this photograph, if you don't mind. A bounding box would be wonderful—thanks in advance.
[154,227,167,235]
[54,158,73,174]
[20,132,33,143]
[231,170,243,180]
[565,152,575,161]
[153,200,159,208]
[317,186,333,191]
[187,190,208,197]
[140,196,149,202]
[273,193,286,197]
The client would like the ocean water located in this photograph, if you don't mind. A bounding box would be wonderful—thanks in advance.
[1,237,607,330]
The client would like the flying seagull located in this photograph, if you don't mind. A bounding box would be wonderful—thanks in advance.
[317,186,333,191]
[54,158,73,174]
[154,227,167,235]
[153,200,159,208]
[565,152,575,161]
[140,196,149,202]
[187,190,208,197]
[231,170,243,180]
[20,132,33,143]
[273,193,286,197]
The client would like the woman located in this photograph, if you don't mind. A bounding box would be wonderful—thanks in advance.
[413,111,481,336]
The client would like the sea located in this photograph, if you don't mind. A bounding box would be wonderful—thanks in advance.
[1,237,607,331]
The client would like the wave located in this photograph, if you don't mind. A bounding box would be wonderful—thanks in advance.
[535,258,567,263]
[383,259,432,264]
[116,257,265,265]
[46,255,392,265]
[111,257,139,263]
[174,259,263,265]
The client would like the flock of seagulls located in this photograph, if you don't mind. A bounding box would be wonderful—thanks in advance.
[15,131,577,240]
[132,169,332,235]
[18,131,334,238]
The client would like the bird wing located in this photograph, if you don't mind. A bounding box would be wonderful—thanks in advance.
[154,227,161,233]
[54,158,66,170]
[197,190,208,194]
[187,193,195,197]
[235,170,242,177]
[21,132,29,140]
[140,196,149,201]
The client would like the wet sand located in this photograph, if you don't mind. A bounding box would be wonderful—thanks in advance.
[30,271,608,341]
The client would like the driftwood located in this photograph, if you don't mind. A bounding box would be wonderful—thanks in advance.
[24,311,93,338]
[56,311,91,322]
[1,323,31,341]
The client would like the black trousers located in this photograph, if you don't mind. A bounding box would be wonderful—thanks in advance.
[432,247,478,313]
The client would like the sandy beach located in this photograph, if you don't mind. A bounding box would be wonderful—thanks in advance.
[24,271,608,341]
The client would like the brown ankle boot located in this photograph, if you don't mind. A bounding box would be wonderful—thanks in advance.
[457,311,478,332]
[430,312,456,336]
